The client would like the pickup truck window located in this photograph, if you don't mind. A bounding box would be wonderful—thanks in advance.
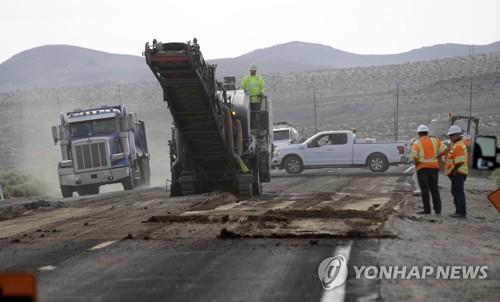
[310,134,348,147]
[330,133,348,145]
[309,134,330,147]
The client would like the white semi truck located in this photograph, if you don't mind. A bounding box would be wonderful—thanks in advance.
[51,105,151,197]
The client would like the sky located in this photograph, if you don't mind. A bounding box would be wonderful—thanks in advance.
[1,0,499,63]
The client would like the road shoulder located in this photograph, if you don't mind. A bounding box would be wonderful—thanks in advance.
[378,174,500,301]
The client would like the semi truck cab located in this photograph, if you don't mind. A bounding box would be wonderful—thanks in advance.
[51,105,150,197]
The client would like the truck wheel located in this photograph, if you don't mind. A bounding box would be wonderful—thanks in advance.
[283,155,303,174]
[60,186,73,198]
[122,168,135,191]
[368,153,389,172]
[133,164,142,187]
[139,159,151,187]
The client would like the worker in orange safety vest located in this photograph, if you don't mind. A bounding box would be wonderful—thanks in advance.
[412,125,448,215]
[445,125,469,218]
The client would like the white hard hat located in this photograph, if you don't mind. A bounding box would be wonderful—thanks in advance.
[447,125,462,136]
[249,63,257,71]
[417,125,429,133]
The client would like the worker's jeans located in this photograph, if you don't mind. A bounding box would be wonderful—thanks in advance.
[417,168,441,214]
[449,174,467,216]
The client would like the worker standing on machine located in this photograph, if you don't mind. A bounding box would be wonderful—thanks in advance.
[240,63,266,111]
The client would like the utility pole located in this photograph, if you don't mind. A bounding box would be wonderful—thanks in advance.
[467,46,475,134]
[56,94,61,113]
[495,64,499,87]
[494,64,500,99]
[313,86,318,134]
[468,77,473,133]
[394,83,399,141]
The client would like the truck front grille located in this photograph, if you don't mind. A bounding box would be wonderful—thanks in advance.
[74,142,108,170]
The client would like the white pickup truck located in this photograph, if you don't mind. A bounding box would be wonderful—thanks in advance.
[272,130,409,174]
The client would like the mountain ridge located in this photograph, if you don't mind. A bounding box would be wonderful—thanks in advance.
[1,40,499,93]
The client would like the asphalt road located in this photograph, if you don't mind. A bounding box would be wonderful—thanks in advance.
[0,238,381,302]
[0,167,410,301]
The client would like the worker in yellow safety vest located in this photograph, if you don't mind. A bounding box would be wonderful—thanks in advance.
[412,125,448,215]
[445,125,469,218]
[239,63,266,111]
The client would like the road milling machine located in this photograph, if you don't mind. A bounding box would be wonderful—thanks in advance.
[144,38,273,197]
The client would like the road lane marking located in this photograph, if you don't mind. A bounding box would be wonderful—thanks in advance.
[38,265,57,271]
[403,165,415,174]
[89,240,118,251]
[320,241,353,302]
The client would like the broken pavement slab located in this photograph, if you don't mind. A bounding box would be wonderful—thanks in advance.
[146,176,413,238]
[0,174,414,241]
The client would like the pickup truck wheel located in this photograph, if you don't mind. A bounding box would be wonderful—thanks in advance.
[284,155,303,174]
[368,153,389,172]
[60,186,73,198]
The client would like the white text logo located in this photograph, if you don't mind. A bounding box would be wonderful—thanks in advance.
[353,266,488,280]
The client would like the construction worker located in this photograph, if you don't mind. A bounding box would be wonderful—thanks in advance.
[412,125,448,215]
[445,125,469,218]
[240,63,266,111]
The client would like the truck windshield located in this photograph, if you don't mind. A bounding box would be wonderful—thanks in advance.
[70,118,117,138]
[274,130,290,141]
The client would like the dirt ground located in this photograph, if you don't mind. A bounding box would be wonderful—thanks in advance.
[378,173,500,301]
